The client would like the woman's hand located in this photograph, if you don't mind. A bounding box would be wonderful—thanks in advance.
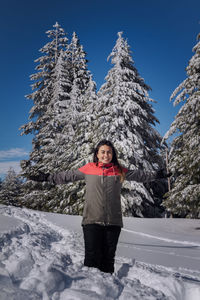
[28,171,50,182]
[156,168,172,179]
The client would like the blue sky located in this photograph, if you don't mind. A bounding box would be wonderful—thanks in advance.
[0,0,200,177]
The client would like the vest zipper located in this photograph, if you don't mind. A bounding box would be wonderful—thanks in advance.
[101,166,105,184]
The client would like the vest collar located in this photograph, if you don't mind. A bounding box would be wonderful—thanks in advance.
[97,162,113,168]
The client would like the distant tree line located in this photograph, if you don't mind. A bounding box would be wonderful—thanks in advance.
[0,168,23,207]
[1,23,199,218]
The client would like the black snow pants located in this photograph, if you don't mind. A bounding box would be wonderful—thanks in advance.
[82,224,121,274]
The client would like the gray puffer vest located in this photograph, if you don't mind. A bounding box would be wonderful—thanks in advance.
[48,162,156,227]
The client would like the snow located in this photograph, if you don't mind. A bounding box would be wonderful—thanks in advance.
[0,205,200,300]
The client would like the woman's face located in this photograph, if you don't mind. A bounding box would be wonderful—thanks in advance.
[97,145,113,164]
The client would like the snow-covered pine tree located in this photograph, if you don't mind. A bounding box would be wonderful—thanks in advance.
[97,32,165,217]
[20,29,97,214]
[43,33,98,214]
[162,32,200,218]
[41,49,72,172]
[0,168,23,207]
[69,32,90,114]
[19,23,69,210]
[45,32,94,174]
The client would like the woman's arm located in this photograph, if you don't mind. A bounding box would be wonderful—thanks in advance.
[125,168,169,183]
[125,169,156,182]
[48,170,85,184]
[28,169,85,184]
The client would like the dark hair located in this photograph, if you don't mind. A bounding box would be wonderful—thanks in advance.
[93,139,125,181]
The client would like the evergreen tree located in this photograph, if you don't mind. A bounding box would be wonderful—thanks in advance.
[97,32,165,217]
[19,23,69,210]
[43,34,98,214]
[20,28,97,214]
[0,168,23,207]
[163,33,200,218]
[41,49,72,171]
[20,22,68,174]
[43,32,94,173]
[69,32,90,114]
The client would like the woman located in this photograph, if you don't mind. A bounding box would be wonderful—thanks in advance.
[29,139,167,274]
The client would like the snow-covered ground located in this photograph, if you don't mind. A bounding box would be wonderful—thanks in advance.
[0,205,200,300]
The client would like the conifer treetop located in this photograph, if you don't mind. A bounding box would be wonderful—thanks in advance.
[163,32,200,141]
